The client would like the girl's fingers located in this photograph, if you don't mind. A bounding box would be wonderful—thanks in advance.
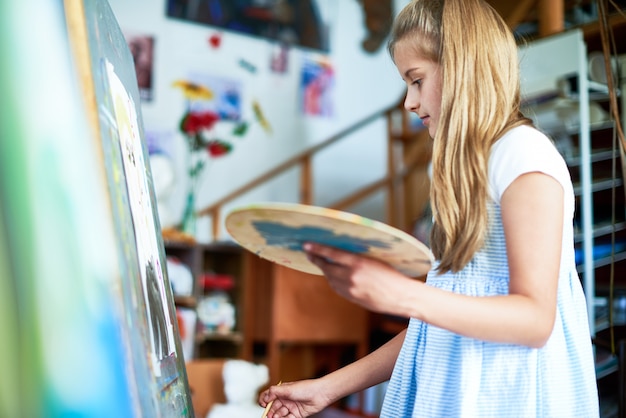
[303,242,352,265]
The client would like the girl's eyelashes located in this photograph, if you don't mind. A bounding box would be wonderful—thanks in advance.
[412,78,422,86]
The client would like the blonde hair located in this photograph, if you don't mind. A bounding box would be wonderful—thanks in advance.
[389,0,532,273]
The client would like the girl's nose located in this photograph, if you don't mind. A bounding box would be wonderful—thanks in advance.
[404,90,418,113]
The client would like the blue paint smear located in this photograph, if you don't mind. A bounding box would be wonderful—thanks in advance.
[253,221,391,253]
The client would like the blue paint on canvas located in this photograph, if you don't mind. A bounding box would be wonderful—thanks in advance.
[253,221,391,253]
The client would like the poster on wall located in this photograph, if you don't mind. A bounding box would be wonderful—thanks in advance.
[300,54,334,117]
[165,0,331,52]
[182,73,243,121]
[124,32,155,102]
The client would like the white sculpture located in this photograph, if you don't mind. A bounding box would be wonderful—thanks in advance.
[206,359,269,418]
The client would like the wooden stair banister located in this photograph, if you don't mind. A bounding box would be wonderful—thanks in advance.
[197,99,432,240]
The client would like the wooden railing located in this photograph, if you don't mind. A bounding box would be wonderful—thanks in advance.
[197,99,432,240]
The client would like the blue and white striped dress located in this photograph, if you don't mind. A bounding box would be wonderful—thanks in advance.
[380,126,599,417]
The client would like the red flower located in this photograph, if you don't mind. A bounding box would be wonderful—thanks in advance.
[209,33,222,49]
[207,140,233,157]
[181,111,220,135]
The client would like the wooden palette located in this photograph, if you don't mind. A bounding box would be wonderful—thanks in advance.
[225,202,434,277]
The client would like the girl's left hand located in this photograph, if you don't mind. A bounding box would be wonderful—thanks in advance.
[303,242,415,314]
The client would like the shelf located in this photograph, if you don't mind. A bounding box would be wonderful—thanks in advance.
[164,239,246,360]
[596,355,619,380]
[200,240,243,253]
[163,239,197,250]
[566,147,618,167]
[568,81,620,102]
[577,250,626,272]
[596,318,626,334]
[595,334,620,379]
[580,13,626,54]
[196,330,243,344]
[595,298,626,333]
[573,177,623,195]
[575,221,626,243]
[174,295,197,309]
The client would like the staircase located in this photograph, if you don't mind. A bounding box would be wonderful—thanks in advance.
[195,100,432,242]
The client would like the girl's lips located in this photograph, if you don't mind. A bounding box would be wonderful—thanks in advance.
[421,116,430,126]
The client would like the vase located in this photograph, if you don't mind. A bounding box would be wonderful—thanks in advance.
[181,189,196,237]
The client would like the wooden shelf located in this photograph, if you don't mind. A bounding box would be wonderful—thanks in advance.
[174,295,197,309]
[164,240,246,360]
[162,239,196,249]
[199,240,243,253]
[196,330,243,344]
[580,12,626,54]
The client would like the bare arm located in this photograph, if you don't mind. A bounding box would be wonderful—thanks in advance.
[305,172,563,348]
[319,327,405,399]
[259,330,405,418]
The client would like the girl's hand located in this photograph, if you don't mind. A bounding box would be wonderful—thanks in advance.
[259,379,330,418]
[303,242,417,315]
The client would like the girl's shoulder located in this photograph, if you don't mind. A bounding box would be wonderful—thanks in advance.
[493,124,553,152]
[489,125,571,201]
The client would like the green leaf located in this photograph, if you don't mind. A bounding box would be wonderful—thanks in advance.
[179,113,190,134]
[232,121,249,137]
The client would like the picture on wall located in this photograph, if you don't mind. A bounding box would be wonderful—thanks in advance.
[124,32,155,102]
[300,54,334,117]
[165,0,330,52]
[183,72,243,121]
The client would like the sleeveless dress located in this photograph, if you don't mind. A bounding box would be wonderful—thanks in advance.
[380,126,599,417]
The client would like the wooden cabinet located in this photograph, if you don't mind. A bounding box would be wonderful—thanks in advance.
[195,242,246,358]
[164,239,371,385]
[240,252,370,384]
[164,240,246,360]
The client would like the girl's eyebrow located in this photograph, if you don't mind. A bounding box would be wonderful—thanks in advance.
[404,68,421,78]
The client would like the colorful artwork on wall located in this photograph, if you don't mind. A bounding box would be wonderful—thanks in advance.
[124,32,155,102]
[300,54,334,117]
[182,73,243,121]
[270,42,290,74]
[165,0,330,52]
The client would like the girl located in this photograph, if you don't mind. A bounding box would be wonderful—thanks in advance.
[259,0,599,416]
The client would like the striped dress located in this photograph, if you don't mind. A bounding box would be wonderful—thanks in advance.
[380,126,599,417]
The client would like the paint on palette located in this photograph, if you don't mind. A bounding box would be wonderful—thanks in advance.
[253,221,391,253]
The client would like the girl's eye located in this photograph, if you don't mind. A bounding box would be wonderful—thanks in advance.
[412,79,422,86]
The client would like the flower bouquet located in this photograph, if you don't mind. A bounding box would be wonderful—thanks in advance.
[173,80,249,236]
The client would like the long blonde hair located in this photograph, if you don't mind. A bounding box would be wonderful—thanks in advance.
[389,0,532,273]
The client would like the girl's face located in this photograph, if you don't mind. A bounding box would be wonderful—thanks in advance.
[393,39,442,138]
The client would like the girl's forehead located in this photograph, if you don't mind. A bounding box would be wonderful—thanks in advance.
[394,43,436,67]
[393,36,437,62]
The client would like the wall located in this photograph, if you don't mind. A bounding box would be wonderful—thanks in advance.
[108,0,408,242]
